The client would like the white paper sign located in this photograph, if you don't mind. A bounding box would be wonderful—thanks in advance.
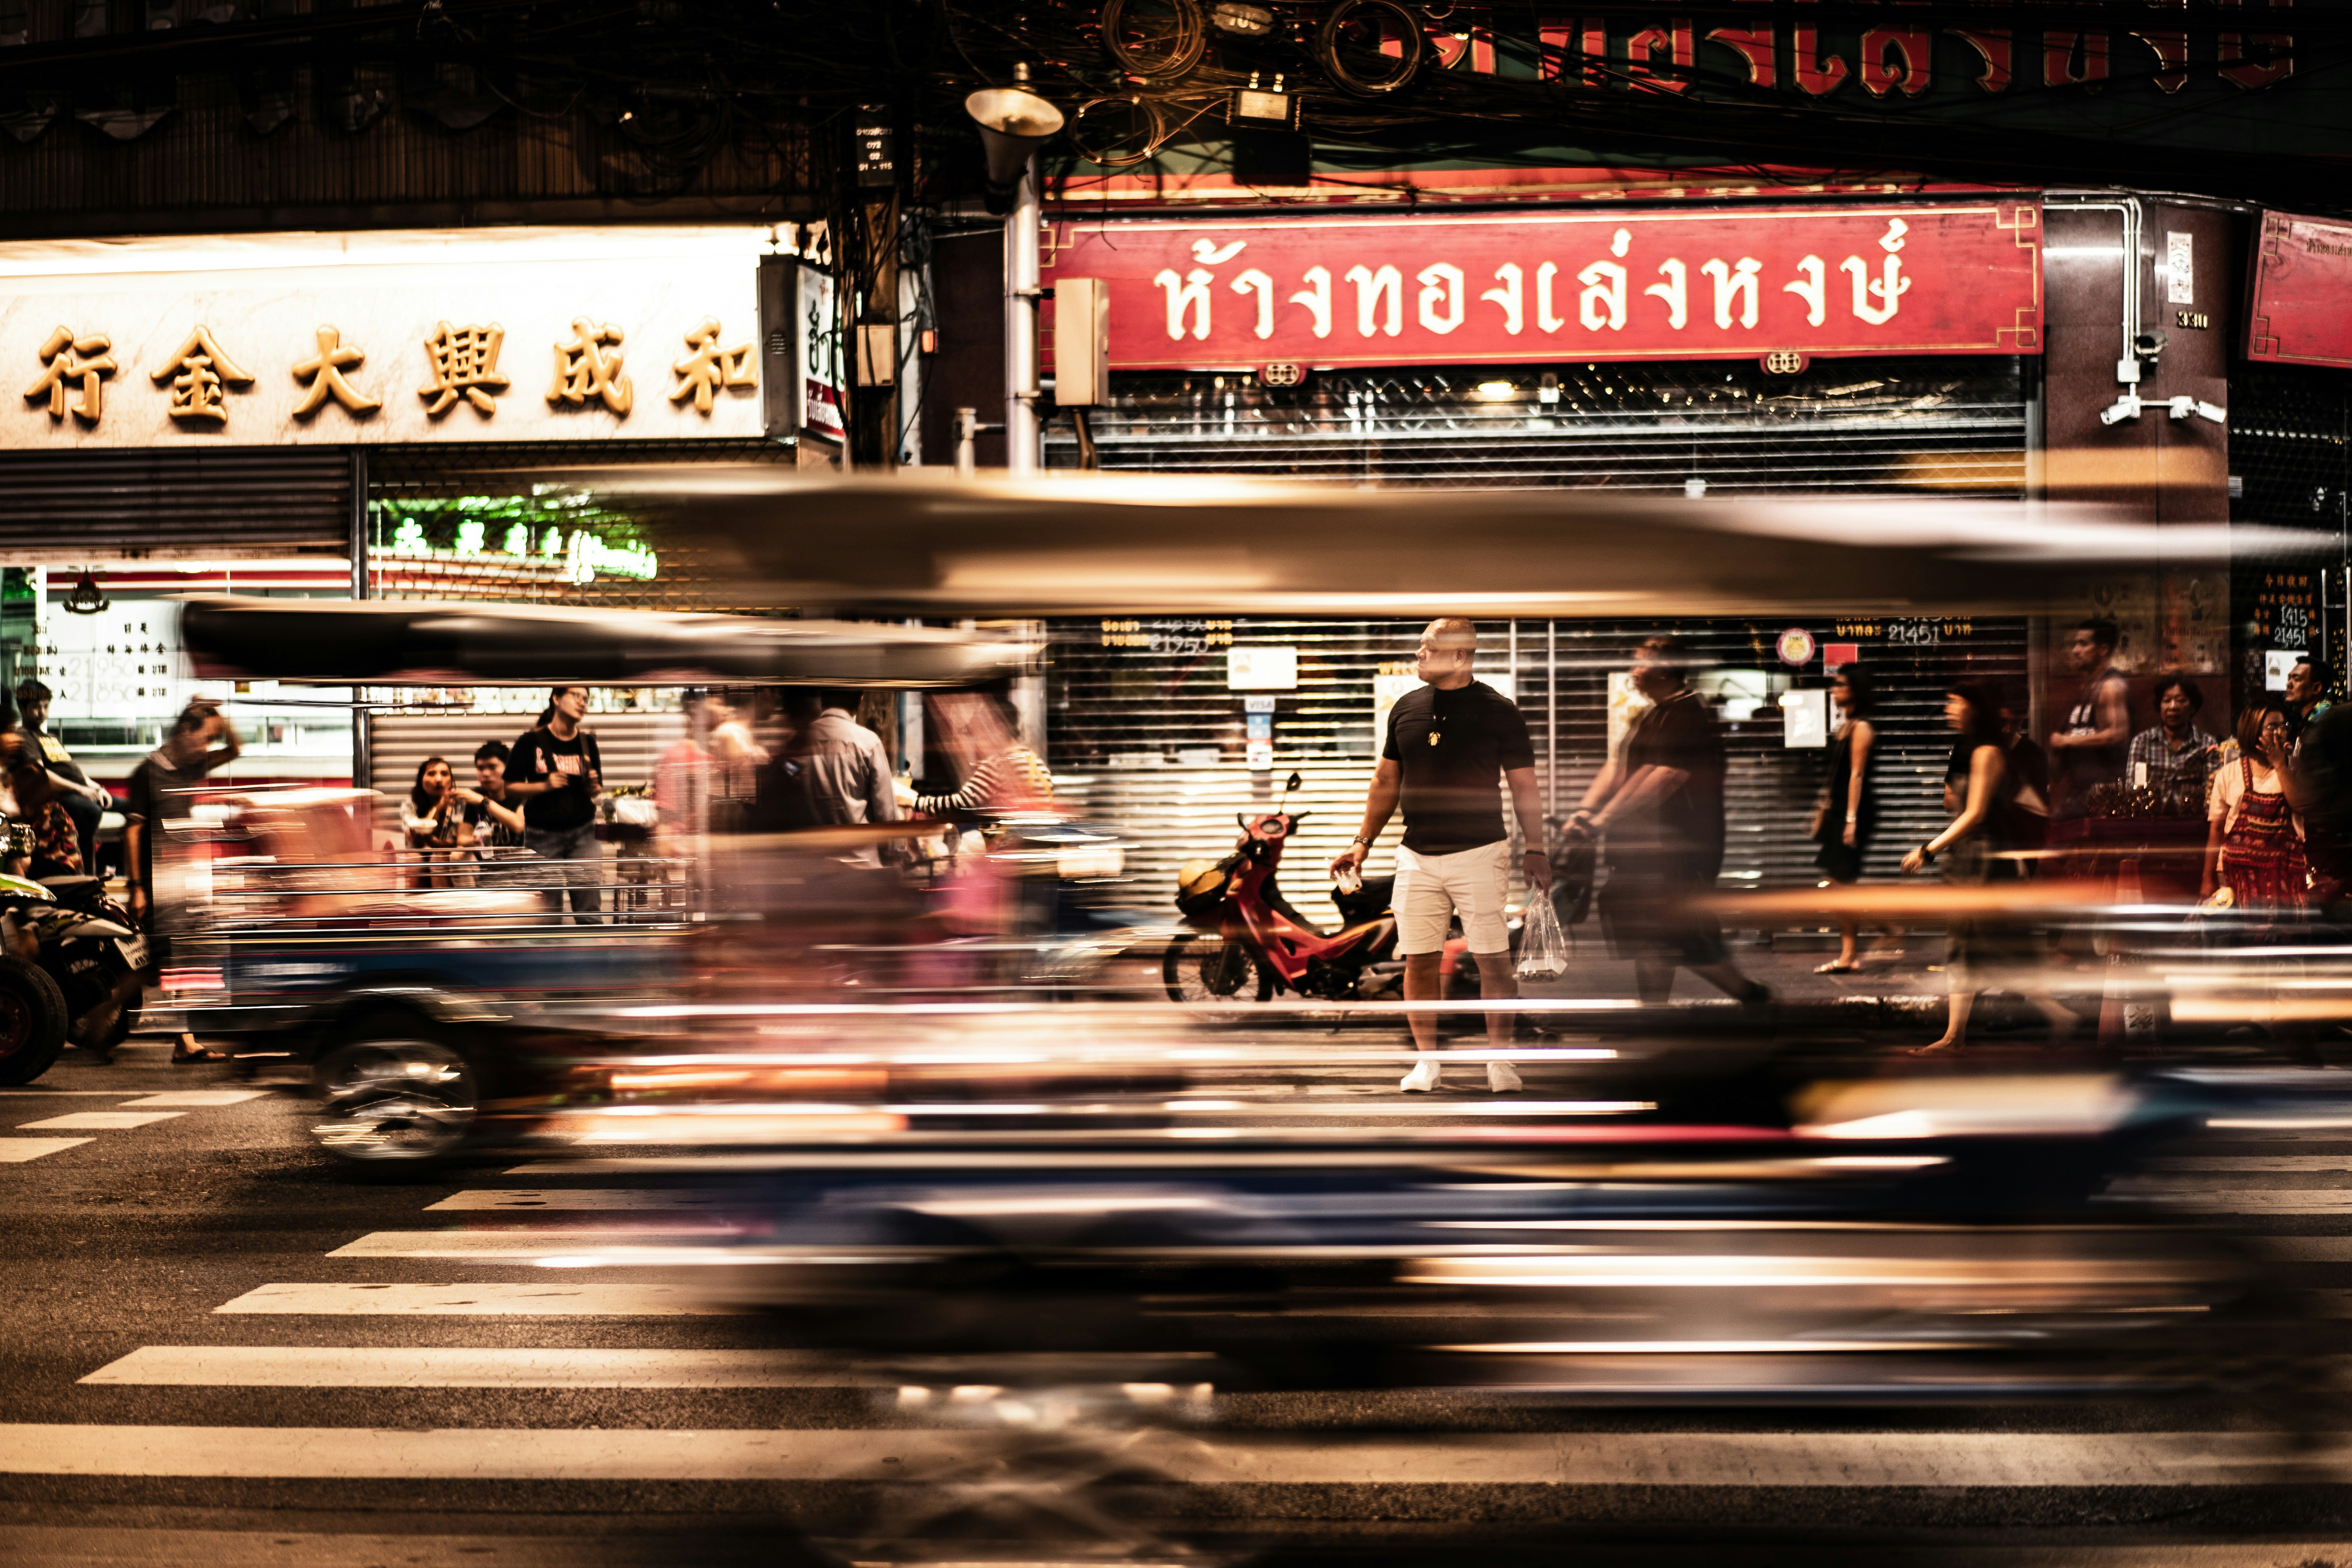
[1781,687,1829,748]
[2267,649,2303,691]
[1227,645,1299,690]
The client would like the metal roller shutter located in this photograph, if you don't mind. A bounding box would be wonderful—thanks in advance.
[1036,356,2030,920]
[1044,358,2027,496]
[0,448,352,561]
[1047,617,2027,913]
[364,709,687,843]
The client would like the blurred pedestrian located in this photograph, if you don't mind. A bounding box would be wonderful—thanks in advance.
[1570,636,1767,1012]
[1330,618,1548,1094]
[1811,665,1900,974]
[1902,681,2076,1054]
[506,686,605,923]
[2288,701,2352,912]
[13,680,108,871]
[2049,617,2131,821]
[401,755,472,887]
[123,699,241,1063]
[2203,701,2307,917]
[913,690,1053,818]
[765,688,901,866]
[2128,674,2219,817]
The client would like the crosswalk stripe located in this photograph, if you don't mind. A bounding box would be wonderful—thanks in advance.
[116,1091,271,1108]
[2156,1156,2352,1172]
[425,1189,740,1212]
[16,1111,185,1131]
[0,1138,94,1163]
[0,1424,2344,1485]
[213,1283,740,1315]
[325,1229,727,1259]
[81,1347,848,1388]
[2115,1190,2352,1213]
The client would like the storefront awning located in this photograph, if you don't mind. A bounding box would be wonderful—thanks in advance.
[568,468,2293,619]
[179,598,1032,688]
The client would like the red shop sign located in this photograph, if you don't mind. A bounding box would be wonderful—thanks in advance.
[2247,211,2352,370]
[1044,202,2042,372]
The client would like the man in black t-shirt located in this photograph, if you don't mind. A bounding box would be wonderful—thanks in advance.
[1331,617,1549,1093]
[1568,636,1768,1009]
[506,686,605,923]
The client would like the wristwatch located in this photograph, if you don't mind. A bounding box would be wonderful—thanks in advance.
[1349,835,1372,847]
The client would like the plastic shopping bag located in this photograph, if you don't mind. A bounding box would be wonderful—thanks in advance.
[1516,889,1568,980]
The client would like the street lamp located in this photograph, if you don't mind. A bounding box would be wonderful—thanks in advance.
[965,65,1064,477]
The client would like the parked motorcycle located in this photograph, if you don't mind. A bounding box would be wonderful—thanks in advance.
[0,871,147,1082]
[1163,771,1476,1006]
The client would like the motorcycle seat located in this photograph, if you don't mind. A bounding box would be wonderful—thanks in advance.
[1331,875,1394,927]
[37,874,104,910]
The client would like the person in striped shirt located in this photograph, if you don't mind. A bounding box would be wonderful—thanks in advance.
[913,691,1052,817]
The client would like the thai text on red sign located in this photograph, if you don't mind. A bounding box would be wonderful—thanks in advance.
[2247,210,2352,370]
[1044,202,2042,371]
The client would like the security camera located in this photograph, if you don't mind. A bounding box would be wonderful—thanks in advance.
[2133,328,2168,361]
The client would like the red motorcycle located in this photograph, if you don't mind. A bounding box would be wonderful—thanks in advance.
[1163,772,1473,1006]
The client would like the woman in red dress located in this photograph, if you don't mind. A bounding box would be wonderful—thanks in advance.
[2202,702,2307,918]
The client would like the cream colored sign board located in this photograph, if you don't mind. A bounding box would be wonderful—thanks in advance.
[0,226,769,448]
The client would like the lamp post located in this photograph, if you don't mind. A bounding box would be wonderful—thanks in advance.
[964,65,1063,477]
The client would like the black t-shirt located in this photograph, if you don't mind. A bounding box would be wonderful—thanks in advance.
[1381,681,1534,855]
[461,795,524,848]
[509,726,602,832]
[2299,703,2352,881]
[1619,689,1726,872]
[123,749,200,896]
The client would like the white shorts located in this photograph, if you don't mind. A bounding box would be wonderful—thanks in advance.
[1394,840,1512,956]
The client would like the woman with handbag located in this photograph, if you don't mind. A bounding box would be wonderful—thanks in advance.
[1810,666,1900,974]
[2202,702,2308,920]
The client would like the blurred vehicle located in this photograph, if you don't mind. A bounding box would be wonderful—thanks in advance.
[172,597,1036,1167]
[1165,769,1483,1007]
[0,868,144,1083]
[523,1019,2327,1413]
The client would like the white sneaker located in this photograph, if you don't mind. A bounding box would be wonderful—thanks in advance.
[1486,1059,1524,1093]
[1399,1058,1443,1093]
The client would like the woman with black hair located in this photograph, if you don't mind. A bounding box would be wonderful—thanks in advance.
[400,755,472,887]
[1900,681,2078,1054]
[1811,665,1898,974]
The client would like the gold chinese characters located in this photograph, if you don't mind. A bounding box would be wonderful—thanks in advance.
[292,326,380,419]
[17,315,754,430]
[149,326,253,423]
[23,326,117,423]
[548,319,631,415]
[668,318,755,415]
[418,323,510,417]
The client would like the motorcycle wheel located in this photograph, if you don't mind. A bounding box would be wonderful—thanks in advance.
[310,1012,484,1171]
[0,955,69,1086]
[1162,933,1273,1006]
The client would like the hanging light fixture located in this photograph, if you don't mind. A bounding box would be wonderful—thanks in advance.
[60,568,109,615]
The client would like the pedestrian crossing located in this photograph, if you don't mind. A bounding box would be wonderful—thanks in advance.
[10,1110,2352,1522]
[0,1086,267,1160]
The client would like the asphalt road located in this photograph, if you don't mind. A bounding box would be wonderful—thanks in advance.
[9,1033,2352,1567]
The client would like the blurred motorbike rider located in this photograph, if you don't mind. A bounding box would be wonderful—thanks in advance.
[1330,617,1548,1094]
[14,680,108,871]
[1568,636,1769,1013]
[123,699,242,1064]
